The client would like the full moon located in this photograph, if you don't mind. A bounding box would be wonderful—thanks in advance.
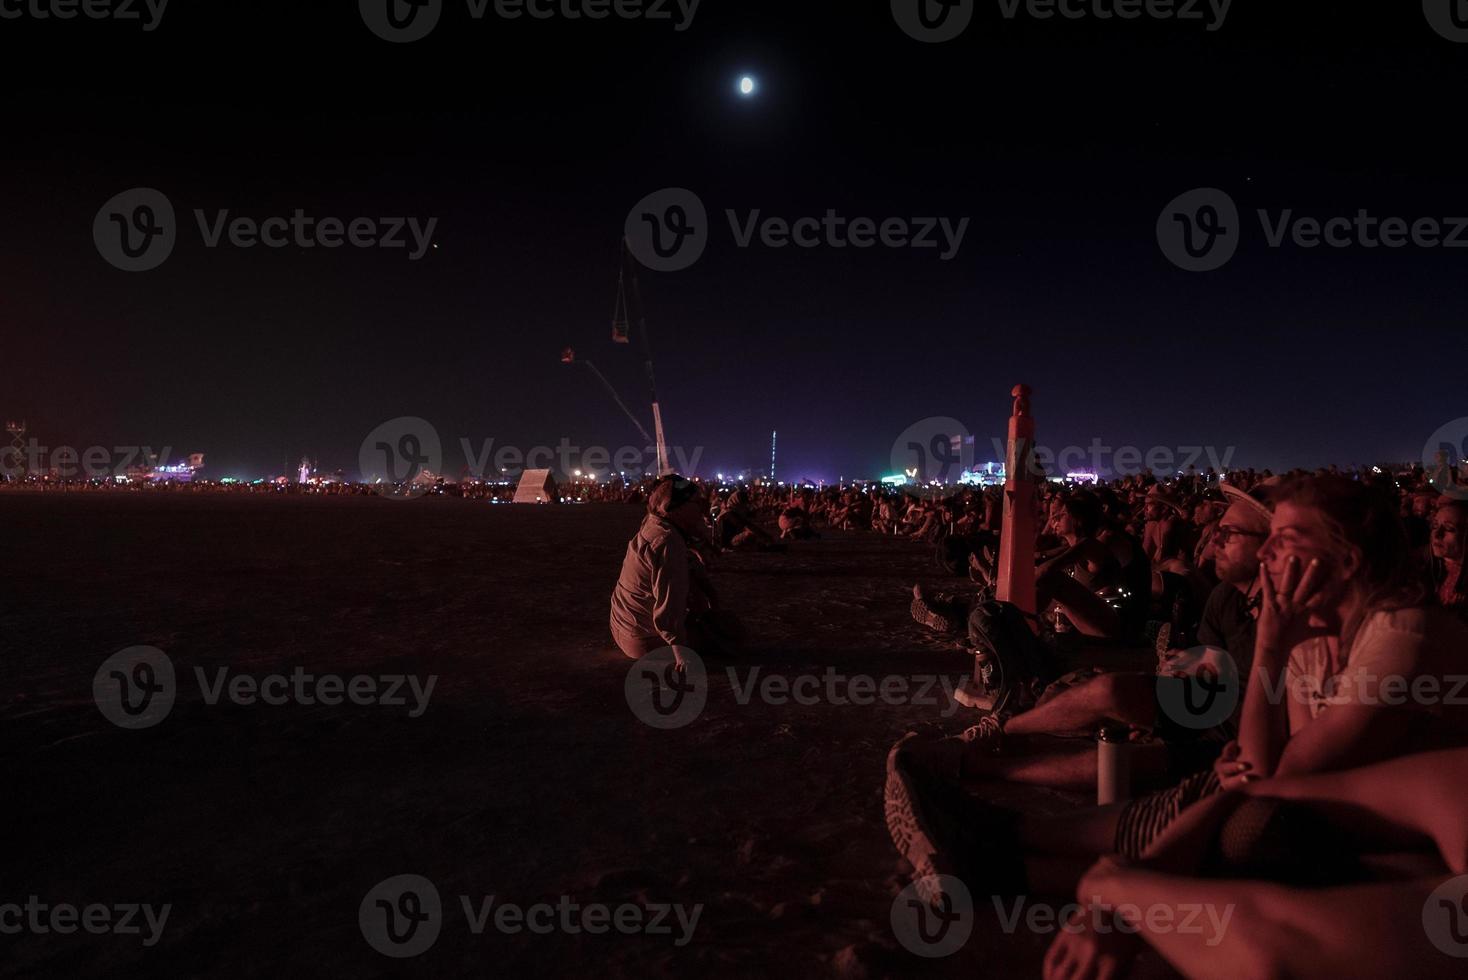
[738,76,756,96]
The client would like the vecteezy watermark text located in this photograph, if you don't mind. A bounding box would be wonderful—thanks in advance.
[1000,438,1237,480]
[0,0,168,30]
[890,0,1231,43]
[93,647,437,729]
[728,668,967,717]
[358,416,708,499]
[358,874,701,958]
[1158,187,1468,272]
[94,188,437,272]
[887,417,1236,487]
[624,649,969,729]
[459,436,703,481]
[359,0,701,43]
[993,895,1235,945]
[1,441,178,480]
[624,188,969,271]
[0,897,170,947]
[726,210,969,261]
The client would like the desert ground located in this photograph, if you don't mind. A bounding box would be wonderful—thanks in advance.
[4,493,1118,978]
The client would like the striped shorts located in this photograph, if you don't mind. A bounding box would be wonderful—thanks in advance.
[1113,769,1223,859]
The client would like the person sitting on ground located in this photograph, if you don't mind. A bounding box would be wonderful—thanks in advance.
[778,489,819,541]
[609,475,718,661]
[904,484,1270,795]
[1030,492,1137,640]
[872,494,901,535]
[963,494,1059,593]
[896,498,925,536]
[904,498,946,544]
[886,475,1468,904]
[916,491,1144,642]
[848,489,875,530]
[715,489,780,550]
[823,489,851,530]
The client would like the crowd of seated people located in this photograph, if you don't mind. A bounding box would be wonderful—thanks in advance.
[600,462,1468,972]
[879,468,1468,977]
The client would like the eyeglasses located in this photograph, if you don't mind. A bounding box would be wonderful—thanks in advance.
[1214,525,1267,545]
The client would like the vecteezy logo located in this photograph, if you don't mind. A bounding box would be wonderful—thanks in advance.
[624,188,709,272]
[1424,0,1468,42]
[93,188,177,272]
[1155,646,1240,730]
[358,417,443,500]
[623,646,707,729]
[1422,874,1468,957]
[890,417,974,500]
[360,874,442,958]
[360,0,442,42]
[93,646,177,729]
[1423,418,1468,501]
[1156,188,1240,272]
[891,0,974,43]
[890,874,973,957]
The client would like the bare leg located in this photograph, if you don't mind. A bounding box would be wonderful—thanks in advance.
[968,549,995,585]
[966,740,1096,790]
[1003,672,1157,737]
[963,738,1169,793]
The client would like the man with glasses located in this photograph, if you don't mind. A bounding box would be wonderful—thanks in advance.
[888,483,1272,794]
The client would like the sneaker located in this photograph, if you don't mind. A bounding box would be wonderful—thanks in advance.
[956,713,1005,755]
[1154,621,1173,659]
[884,734,967,901]
[911,584,959,634]
[886,733,1033,903]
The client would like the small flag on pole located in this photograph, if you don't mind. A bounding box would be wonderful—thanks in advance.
[560,346,575,364]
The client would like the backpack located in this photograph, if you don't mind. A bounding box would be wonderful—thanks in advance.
[965,597,1058,716]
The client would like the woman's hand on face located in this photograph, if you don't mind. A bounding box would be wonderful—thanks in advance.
[1256,554,1330,655]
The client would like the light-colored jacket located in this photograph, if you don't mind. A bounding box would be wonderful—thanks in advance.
[610,515,689,656]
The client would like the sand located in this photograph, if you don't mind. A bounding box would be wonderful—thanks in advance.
[4,493,1098,978]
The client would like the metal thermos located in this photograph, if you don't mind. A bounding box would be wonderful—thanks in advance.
[1097,727,1133,806]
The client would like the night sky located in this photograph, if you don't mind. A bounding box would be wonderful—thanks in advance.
[4,2,1466,483]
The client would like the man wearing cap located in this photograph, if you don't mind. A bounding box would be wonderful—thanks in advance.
[1194,485,1270,646]
[609,475,713,662]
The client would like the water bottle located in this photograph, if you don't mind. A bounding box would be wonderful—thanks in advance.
[1053,604,1073,634]
[1097,727,1132,806]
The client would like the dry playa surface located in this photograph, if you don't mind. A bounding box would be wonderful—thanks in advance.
[4,493,1104,978]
